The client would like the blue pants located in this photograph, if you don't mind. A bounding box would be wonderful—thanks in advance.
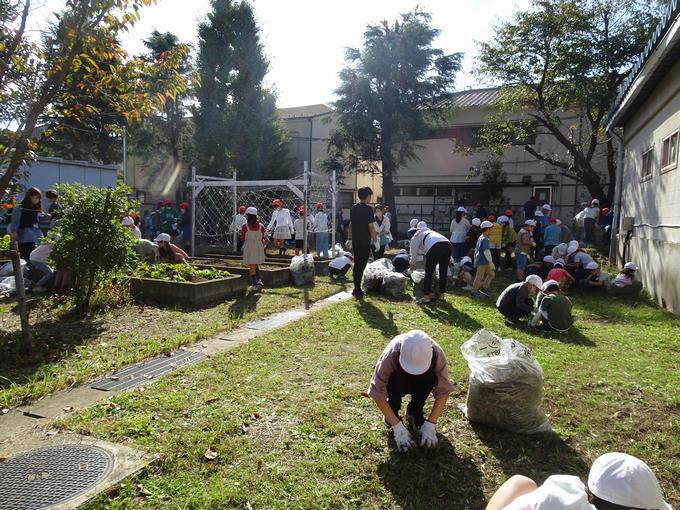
[315,232,329,258]
[451,242,467,261]
[31,261,54,288]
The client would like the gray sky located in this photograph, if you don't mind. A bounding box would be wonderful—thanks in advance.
[33,0,532,107]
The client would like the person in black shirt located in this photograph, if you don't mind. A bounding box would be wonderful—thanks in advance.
[349,187,378,298]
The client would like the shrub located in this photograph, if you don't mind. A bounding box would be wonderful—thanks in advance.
[52,183,137,310]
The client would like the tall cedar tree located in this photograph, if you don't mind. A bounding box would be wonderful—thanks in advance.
[476,0,662,205]
[324,10,462,234]
[193,0,291,179]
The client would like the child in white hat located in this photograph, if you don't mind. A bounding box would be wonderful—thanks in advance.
[485,452,672,510]
[367,330,454,453]
[609,262,642,297]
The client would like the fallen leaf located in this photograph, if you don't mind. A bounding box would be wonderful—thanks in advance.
[251,412,261,420]
[360,391,369,398]
[162,351,172,357]
[205,397,220,404]
[256,459,263,473]
[62,406,73,413]
[136,484,152,496]
[204,446,218,461]
[241,422,250,435]
[45,429,59,436]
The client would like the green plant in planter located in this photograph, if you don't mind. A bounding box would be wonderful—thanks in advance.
[134,263,230,282]
[0,234,9,251]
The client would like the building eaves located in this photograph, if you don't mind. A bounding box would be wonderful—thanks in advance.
[433,87,501,109]
[606,0,680,128]
[277,104,334,120]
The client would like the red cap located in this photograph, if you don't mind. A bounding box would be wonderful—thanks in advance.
[549,216,557,223]
[162,198,172,205]
[239,205,246,213]
[298,206,305,214]
[602,207,610,214]
[487,215,496,222]
[314,202,323,209]
[272,199,283,207]
[505,209,513,216]
[179,202,190,208]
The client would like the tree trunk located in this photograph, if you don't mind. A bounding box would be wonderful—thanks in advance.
[9,243,32,355]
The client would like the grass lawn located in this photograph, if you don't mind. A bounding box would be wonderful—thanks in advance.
[0,280,346,408]
[60,275,680,509]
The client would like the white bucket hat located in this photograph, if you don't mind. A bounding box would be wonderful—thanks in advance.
[121,217,134,226]
[542,204,552,211]
[461,255,472,265]
[525,219,537,227]
[525,274,543,288]
[154,233,171,242]
[409,218,419,228]
[543,255,555,264]
[534,210,544,217]
[480,220,493,229]
[588,452,672,510]
[557,243,568,255]
[416,221,428,230]
[624,262,638,271]
[398,330,434,375]
[245,206,257,215]
[497,215,509,223]
[456,206,467,213]
[541,279,560,292]
[567,245,579,255]
[471,218,481,227]
[585,261,598,270]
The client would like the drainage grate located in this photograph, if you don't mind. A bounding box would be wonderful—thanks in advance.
[91,350,206,391]
[245,310,307,331]
[0,444,113,510]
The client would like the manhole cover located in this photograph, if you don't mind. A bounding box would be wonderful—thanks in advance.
[0,444,114,510]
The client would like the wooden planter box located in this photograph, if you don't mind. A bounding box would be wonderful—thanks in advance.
[198,253,331,276]
[194,263,291,287]
[129,275,247,306]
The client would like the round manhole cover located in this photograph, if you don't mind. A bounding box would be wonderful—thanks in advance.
[0,444,114,510]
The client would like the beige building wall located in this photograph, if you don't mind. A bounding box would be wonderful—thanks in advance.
[616,56,680,313]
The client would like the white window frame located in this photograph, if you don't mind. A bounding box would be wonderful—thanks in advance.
[660,130,678,173]
[532,186,552,205]
[640,147,653,182]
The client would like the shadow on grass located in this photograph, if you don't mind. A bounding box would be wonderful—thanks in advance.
[0,315,104,379]
[472,423,589,482]
[227,292,262,319]
[377,435,486,510]
[421,299,484,330]
[356,300,399,338]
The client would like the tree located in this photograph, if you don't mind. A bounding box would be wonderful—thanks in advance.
[193,0,291,180]
[476,0,662,205]
[0,0,190,197]
[52,183,137,311]
[323,9,462,233]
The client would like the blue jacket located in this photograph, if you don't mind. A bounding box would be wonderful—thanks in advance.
[10,207,46,244]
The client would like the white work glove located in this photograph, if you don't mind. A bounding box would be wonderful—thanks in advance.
[392,422,415,453]
[344,240,352,251]
[419,420,438,448]
[373,239,380,251]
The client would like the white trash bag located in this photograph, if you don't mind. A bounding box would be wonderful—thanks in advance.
[382,272,408,297]
[0,276,17,296]
[289,255,316,286]
[410,268,439,299]
[0,259,26,277]
[361,258,394,293]
[330,243,345,258]
[458,329,552,434]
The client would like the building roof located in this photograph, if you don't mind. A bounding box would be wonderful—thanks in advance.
[607,0,680,128]
[435,87,501,109]
[277,104,334,119]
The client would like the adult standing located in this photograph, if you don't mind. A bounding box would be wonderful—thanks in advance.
[372,204,391,260]
[449,206,471,262]
[313,202,330,258]
[583,199,600,246]
[523,195,537,221]
[367,330,454,452]
[9,187,50,262]
[409,221,451,305]
[349,187,378,298]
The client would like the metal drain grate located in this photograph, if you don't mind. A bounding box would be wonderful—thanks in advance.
[91,350,206,391]
[246,310,306,331]
[0,444,113,510]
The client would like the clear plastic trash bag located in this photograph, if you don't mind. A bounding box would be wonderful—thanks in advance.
[289,255,316,286]
[361,258,394,293]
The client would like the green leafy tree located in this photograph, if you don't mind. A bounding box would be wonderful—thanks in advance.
[193,0,291,179]
[52,183,137,311]
[323,9,462,232]
[476,0,662,205]
[0,0,190,197]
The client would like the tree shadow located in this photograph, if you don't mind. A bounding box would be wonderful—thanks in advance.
[377,435,486,510]
[356,300,399,338]
[227,292,262,319]
[0,315,104,382]
[420,299,484,330]
[471,422,590,483]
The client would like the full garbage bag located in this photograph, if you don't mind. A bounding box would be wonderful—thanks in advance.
[361,258,394,293]
[410,268,439,299]
[289,255,316,286]
[0,276,17,296]
[459,329,552,434]
[0,259,26,277]
[382,272,408,297]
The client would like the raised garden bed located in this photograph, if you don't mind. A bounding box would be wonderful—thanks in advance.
[193,263,291,287]
[198,252,331,276]
[129,263,247,305]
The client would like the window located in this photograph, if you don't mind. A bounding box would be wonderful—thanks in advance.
[641,148,653,180]
[419,187,436,197]
[397,186,418,196]
[661,131,678,171]
[436,186,453,196]
[532,186,552,205]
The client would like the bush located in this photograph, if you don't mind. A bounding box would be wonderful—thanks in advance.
[0,234,9,251]
[52,183,137,310]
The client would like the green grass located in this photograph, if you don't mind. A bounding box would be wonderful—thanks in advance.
[0,280,346,408]
[59,276,680,509]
